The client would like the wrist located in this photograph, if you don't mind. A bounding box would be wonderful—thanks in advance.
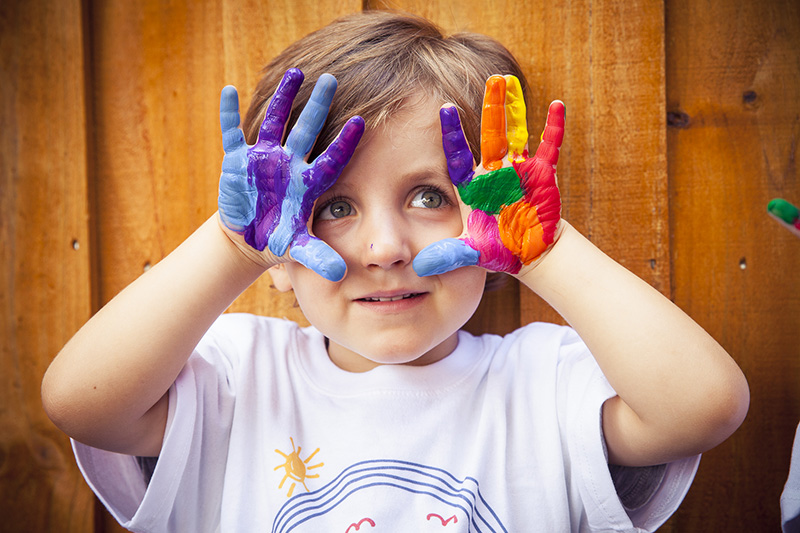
[215,213,283,274]
[512,219,568,280]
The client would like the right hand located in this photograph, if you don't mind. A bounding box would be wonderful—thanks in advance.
[768,198,800,238]
[218,68,365,281]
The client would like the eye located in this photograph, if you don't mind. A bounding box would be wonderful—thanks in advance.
[316,199,353,220]
[410,189,444,209]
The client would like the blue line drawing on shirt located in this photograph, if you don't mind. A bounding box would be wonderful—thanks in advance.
[272,459,507,532]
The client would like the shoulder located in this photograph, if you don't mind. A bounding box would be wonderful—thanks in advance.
[200,313,310,351]
[464,321,591,370]
[189,314,321,374]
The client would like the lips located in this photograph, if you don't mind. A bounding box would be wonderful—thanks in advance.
[358,293,424,302]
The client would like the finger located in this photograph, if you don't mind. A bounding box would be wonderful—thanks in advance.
[220,85,245,154]
[768,198,800,238]
[289,233,348,282]
[440,106,474,186]
[308,116,365,195]
[481,75,507,171]
[258,68,304,145]
[533,100,566,167]
[285,73,337,159]
[504,75,528,162]
[412,238,480,277]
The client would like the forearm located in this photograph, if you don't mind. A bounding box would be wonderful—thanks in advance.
[518,221,749,465]
[42,214,268,454]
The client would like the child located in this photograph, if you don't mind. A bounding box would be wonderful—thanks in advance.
[42,11,749,532]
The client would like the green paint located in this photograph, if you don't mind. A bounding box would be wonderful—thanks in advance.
[458,167,524,214]
[767,198,799,224]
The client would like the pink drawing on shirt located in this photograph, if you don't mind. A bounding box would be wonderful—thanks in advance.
[346,517,376,531]
[427,513,458,525]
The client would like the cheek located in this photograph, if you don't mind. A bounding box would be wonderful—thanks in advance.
[412,209,466,247]
[286,266,336,314]
[440,266,486,313]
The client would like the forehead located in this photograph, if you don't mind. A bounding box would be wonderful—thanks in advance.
[326,98,451,193]
[374,95,443,143]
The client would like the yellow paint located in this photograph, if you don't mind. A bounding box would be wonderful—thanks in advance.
[504,75,528,162]
[481,75,507,170]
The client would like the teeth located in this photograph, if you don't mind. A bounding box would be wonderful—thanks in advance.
[363,294,416,302]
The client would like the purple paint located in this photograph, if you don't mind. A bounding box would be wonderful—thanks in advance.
[440,106,474,186]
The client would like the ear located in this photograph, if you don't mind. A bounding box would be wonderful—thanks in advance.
[267,263,294,292]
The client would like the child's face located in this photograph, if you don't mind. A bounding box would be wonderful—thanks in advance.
[270,97,486,372]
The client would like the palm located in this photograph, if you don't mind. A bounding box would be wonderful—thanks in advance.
[413,75,565,277]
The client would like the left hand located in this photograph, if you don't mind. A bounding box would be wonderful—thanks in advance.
[413,75,565,277]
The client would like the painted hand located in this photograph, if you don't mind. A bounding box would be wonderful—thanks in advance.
[413,75,565,277]
[218,69,365,281]
[767,198,800,238]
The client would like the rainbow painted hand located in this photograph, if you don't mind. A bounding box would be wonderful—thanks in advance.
[218,69,365,281]
[767,198,800,238]
[413,75,565,277]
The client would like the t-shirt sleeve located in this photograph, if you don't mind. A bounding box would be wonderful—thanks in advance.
[551,324,700,532]
[71,323,238,533]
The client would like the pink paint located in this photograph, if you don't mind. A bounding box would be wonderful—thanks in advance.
[464,210,522,274]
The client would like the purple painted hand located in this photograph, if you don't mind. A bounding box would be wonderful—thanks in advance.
[218,69,365,281]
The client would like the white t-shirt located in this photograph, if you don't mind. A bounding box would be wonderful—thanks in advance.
[73,314,699,532]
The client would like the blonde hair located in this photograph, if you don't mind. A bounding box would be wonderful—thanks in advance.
[243,11,530,164]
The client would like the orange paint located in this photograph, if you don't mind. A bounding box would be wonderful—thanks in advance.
[481,76,507,170]
[498,201,548,264]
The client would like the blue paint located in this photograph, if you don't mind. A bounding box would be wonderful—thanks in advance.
[269,155,310,257]
[218,85,257,231]
[413,238,480,277]
[285,73,337,157]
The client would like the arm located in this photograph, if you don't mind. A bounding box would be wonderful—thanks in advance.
[520,222,749,466]
[416,75,749,467]
[42,216,264,457]
[42,70,364,457]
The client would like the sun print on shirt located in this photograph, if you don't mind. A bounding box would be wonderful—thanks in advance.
[274,437,324,497]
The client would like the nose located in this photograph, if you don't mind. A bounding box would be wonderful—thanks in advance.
[359,212,413,270]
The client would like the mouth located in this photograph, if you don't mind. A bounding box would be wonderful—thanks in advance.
[357,292,425,302]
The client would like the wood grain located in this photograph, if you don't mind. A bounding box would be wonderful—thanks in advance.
[664,0,800,529]
[0,0,95,530]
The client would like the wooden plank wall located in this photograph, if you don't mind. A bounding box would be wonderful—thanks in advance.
[1,0,96,530]
[2,0,797,531]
